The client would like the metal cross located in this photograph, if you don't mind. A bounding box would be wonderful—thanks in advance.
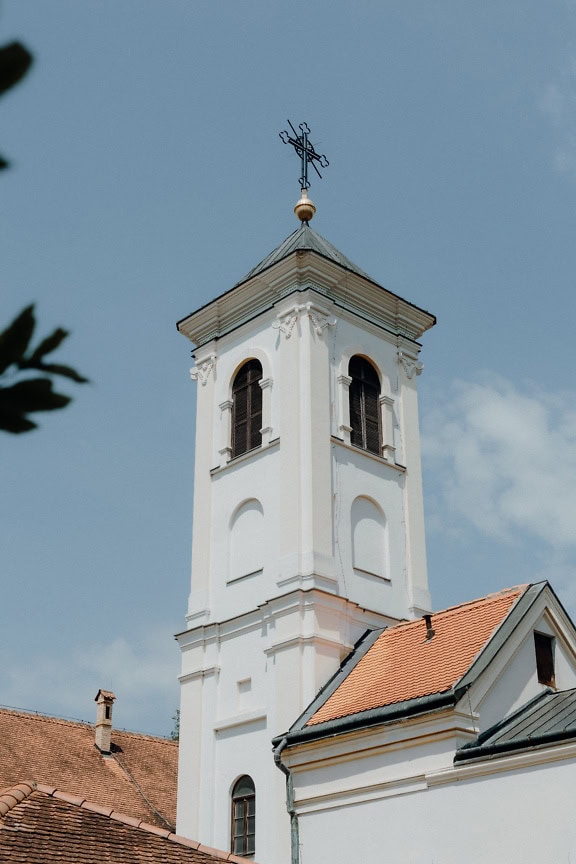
[279,121,329,191]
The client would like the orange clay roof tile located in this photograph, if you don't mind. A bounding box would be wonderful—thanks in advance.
[0,709,178,829]
[0,782,258,864]
[307,585,527,726]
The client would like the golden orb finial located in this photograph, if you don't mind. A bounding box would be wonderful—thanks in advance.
[294,189,316,223]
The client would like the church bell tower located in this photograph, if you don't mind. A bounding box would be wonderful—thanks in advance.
[175,141,436,863]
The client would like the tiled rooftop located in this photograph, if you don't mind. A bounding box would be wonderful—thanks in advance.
[0,708,178,829]
[307,586,527,726]
[0,782,253,864]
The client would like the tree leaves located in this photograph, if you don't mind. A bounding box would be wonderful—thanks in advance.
[0,41,34,169]
[0,304,35,374]
[0,305,88,434]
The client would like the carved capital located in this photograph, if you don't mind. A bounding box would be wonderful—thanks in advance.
[273,304,336,339]
[272,308,300,339]
[305,303,336,336]
[190,354,216,386]
[398,351,423,379]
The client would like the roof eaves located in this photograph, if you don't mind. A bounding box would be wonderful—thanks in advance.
[29,784,256,863]
[454,583,542,700]
[272,690,457,749]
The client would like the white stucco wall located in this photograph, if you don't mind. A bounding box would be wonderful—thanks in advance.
[296,753,576,864]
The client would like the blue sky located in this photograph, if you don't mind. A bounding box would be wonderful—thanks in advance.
[2,1,576,736]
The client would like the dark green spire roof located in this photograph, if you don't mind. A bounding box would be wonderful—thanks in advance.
[236,223,370,286]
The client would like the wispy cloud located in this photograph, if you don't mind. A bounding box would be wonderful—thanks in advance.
[539,53,576,177]
[423,375,576,551]
[0,626,180,736]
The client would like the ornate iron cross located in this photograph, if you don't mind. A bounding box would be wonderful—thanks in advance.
[279,121,329,190]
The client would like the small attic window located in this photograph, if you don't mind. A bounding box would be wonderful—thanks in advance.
[534,632,555,687]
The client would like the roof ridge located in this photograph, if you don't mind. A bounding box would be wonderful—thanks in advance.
[0,707,92,728]
[434,584,529,617]
[112,727,177,745]
[385,585,529,633]
[0,705,176,743]
[29,784,254,863]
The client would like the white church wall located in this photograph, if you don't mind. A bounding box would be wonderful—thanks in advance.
[332,444,410,619]
[295,750,576,864]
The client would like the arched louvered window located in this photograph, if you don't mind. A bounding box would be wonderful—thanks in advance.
[232,360,263,458]
[231,775,255,858]
[349,356,381,455]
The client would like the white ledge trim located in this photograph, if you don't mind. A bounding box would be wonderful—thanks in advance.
[213,709,267,732]
[178,665,221,684]
[330,436,406,472]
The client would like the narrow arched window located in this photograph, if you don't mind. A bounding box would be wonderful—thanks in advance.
[232,360,263,458]
[349,356,381,455]
[231,775,255,857]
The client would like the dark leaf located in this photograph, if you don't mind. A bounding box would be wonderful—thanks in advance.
[0,410,37,434]
[0,153,8,170]
[0,305,36,374]
[29,327,69,361]
[0,378,71,413]
[0,42,33,98]
[26,362,89,384]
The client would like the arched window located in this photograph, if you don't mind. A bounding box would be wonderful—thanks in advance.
[231,775,255,857]
[349,356,381,455]
[232,360,263,458]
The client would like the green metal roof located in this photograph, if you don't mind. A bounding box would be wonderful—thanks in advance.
[236,223,370,286]
[455,688,576,762]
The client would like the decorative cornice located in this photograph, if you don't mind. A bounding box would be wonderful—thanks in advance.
[190,354,216,385]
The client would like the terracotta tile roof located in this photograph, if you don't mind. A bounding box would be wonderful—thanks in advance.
[306,586,527,727]
[0,709,178,829]
[0,781,253,864]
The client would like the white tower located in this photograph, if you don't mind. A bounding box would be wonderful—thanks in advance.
[175,212,435,864]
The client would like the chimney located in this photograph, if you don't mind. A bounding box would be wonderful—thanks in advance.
[423,614,435,641]
[94,689,116,754]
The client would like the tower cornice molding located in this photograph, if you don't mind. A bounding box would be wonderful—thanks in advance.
[177,248,435,349]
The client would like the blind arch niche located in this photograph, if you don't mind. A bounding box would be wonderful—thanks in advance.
[229,498,264,582]
[351,496,388,580]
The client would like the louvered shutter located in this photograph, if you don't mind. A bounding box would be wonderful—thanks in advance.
[349,378,363,448]
[232,360,263,458]
[348,356,381,455]
[363,382,380,454]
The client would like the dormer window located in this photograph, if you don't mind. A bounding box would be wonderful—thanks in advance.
[349,356,381,455]
[534,631,555,687]
[232,360,263,458]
